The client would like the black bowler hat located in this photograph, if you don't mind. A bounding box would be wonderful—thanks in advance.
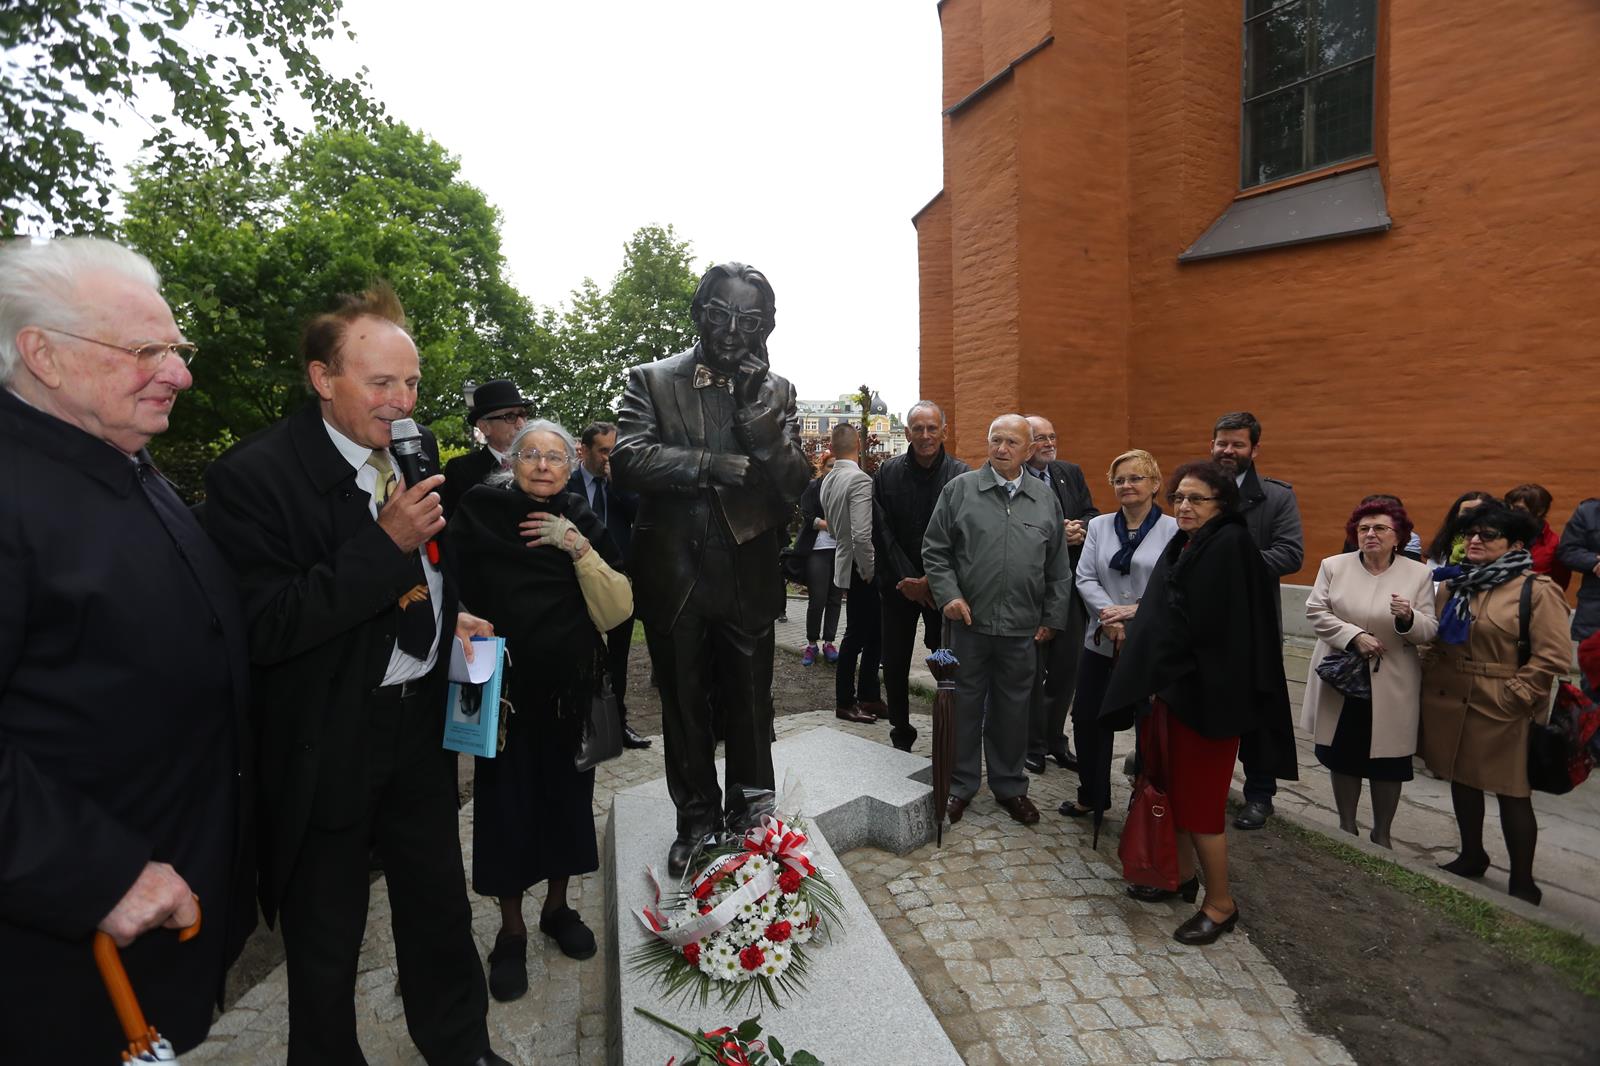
[465,379,531,424]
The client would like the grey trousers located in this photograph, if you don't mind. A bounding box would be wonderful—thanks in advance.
[1029,600,1087,758]
[950,626,1038,802]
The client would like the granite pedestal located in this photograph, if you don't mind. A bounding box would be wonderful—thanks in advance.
[605,726,961,1065]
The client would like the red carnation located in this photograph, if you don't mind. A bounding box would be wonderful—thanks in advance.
[739,944,765,971]
[683,942,701,965]
[698,902,713,915]
[808,913,820,929]
[777,868,802,895]
[764,920,792,943]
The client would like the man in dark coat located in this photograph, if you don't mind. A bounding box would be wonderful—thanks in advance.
[1557,497,1600,641]
[1210,410,1304,830]
[204,284,508,1066]
[612,262,810,877]
[440,378,531,519]
[874,401,969,750]
[1023,414,1100,773]
[0,237,253,1061]
[567,419,650,748]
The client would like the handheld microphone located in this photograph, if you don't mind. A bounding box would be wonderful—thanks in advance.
[388,418,441,566]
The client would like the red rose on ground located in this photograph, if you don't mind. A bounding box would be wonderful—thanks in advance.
[739,944,765,971]
[777,868,802,894]
[683,942,701,965]
[764,920,792,943]
[698,903,713,915]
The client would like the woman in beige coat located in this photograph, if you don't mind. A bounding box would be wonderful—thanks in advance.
[1421,504,1571,906]
[1302,500,1437,847]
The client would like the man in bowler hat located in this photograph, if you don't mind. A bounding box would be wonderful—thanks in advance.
[440,378,532,519]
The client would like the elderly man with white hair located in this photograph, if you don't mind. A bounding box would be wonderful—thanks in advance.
[0,237,254,1060]
[921,413,1071,827]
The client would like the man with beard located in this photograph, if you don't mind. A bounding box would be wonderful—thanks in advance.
[611,263,810,877]
[1022,414,1098,774]
[873,401,968,750]
[439,379,531,520]
[1210,410,1303,830]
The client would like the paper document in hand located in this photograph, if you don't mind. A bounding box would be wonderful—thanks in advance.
[449,635,499,684]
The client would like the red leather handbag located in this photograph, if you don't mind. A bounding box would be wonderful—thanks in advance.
[1119,700,1180,890]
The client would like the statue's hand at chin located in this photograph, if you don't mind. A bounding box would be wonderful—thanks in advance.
[733,352,770,406]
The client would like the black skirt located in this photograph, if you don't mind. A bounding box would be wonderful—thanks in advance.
[471,682,598,897]
[1314,696,1414,782]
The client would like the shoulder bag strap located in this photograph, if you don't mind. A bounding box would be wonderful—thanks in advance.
[1517,574,1535,668]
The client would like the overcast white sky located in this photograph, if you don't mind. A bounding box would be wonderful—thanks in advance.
[314,0,944,412]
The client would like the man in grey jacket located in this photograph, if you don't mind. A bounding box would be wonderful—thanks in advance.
[1211,411,1304,830]
[923,414,1070,826]
[820,422,881,722]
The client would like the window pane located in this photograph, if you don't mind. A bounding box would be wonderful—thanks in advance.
[1245,0,1309,99]
[1244,85,1307,186]
[1315,0,1377,72]
[1311,59,1374,166]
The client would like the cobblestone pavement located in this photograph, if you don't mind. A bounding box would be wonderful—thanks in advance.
[192,597,1595,1063]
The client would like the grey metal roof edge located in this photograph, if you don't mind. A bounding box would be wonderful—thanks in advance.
[1178,165,1391,264]
[942,35,1054,118]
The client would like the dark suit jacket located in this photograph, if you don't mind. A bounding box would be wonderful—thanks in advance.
[0,389,253,1058]
[611,347,810,628]
[203,401,458,923]
[1032,458,1099,609]
[794,476,825,554]
[566,468,639,564]
[441,445,497,520]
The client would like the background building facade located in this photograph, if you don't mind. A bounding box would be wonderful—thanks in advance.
[916,0,1598,583]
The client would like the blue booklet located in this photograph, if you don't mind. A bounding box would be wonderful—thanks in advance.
[443,636,507,758]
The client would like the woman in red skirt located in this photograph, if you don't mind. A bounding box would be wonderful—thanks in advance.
[1100,460,1298,945]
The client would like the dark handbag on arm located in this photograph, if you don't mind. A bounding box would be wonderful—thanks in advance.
[574,647,623,772]
[1315,646,1376,699]
[1517,575,1591,794]
[1119,701,1180,891]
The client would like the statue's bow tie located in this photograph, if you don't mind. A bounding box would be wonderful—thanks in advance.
[692,364,733,392]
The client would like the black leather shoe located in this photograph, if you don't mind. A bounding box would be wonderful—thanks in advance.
[486,932,527,1002]
[466,1052,513,1066]
[1233,800,1272,830]
[947,795,969,824]
[1024,754,1046,774]
[621,723,652,749]
[1049,746,1079,772]
[890,727,918,752]
[539,906,597,960]
[1057,800,1092,818]
[667,832,718,879]
[1173,904,1239,945]
[1127,876,1199,903]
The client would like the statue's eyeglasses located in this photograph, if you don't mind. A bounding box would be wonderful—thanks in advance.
[42,327,197,369]
[703,303,766,335]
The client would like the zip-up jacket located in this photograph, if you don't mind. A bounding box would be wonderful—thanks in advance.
[922,463,1070,636]
[873,446,969,588]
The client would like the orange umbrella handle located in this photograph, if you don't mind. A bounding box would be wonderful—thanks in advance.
[94,899,202,1055]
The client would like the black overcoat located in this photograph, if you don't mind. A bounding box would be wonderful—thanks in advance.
[0,389,254,1059]
[1100,511,1299,781]
[441,444,496,520]
[202,401,458,923]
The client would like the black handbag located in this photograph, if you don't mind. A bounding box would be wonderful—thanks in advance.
[779,546,808,588]
[1315,646,1377,699]
[574,653,623,772]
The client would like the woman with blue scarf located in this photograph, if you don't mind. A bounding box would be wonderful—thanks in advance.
[1058,452,1178,841]
[1421,503,1571,905]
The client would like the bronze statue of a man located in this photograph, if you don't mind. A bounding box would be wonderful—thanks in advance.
[612,263,810,876]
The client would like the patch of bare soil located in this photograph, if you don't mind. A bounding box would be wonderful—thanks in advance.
[1230,822,1600,1065]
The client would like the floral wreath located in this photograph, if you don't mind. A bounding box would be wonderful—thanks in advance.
[632,815,842,1009]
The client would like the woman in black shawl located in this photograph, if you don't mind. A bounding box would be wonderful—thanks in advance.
[448,420,628,1001]
[1100,461,1297,946]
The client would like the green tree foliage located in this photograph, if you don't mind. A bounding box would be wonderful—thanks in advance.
[121,122,550,494]
[541,224,700,429]
[1,0,384,234]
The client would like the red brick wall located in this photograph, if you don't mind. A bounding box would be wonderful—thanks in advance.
[923,0,1600,582]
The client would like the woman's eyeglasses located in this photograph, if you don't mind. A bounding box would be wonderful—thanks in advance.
[1462,528,1507,543]
[1111,475,1149,487]
[1167,493,1218,507]
[511,449,571,468]
[1355,524,1395,536]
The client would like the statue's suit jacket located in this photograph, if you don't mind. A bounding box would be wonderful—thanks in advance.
[612,347,810,629]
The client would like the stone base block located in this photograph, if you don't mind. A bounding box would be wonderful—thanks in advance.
[605,726,960,1065]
